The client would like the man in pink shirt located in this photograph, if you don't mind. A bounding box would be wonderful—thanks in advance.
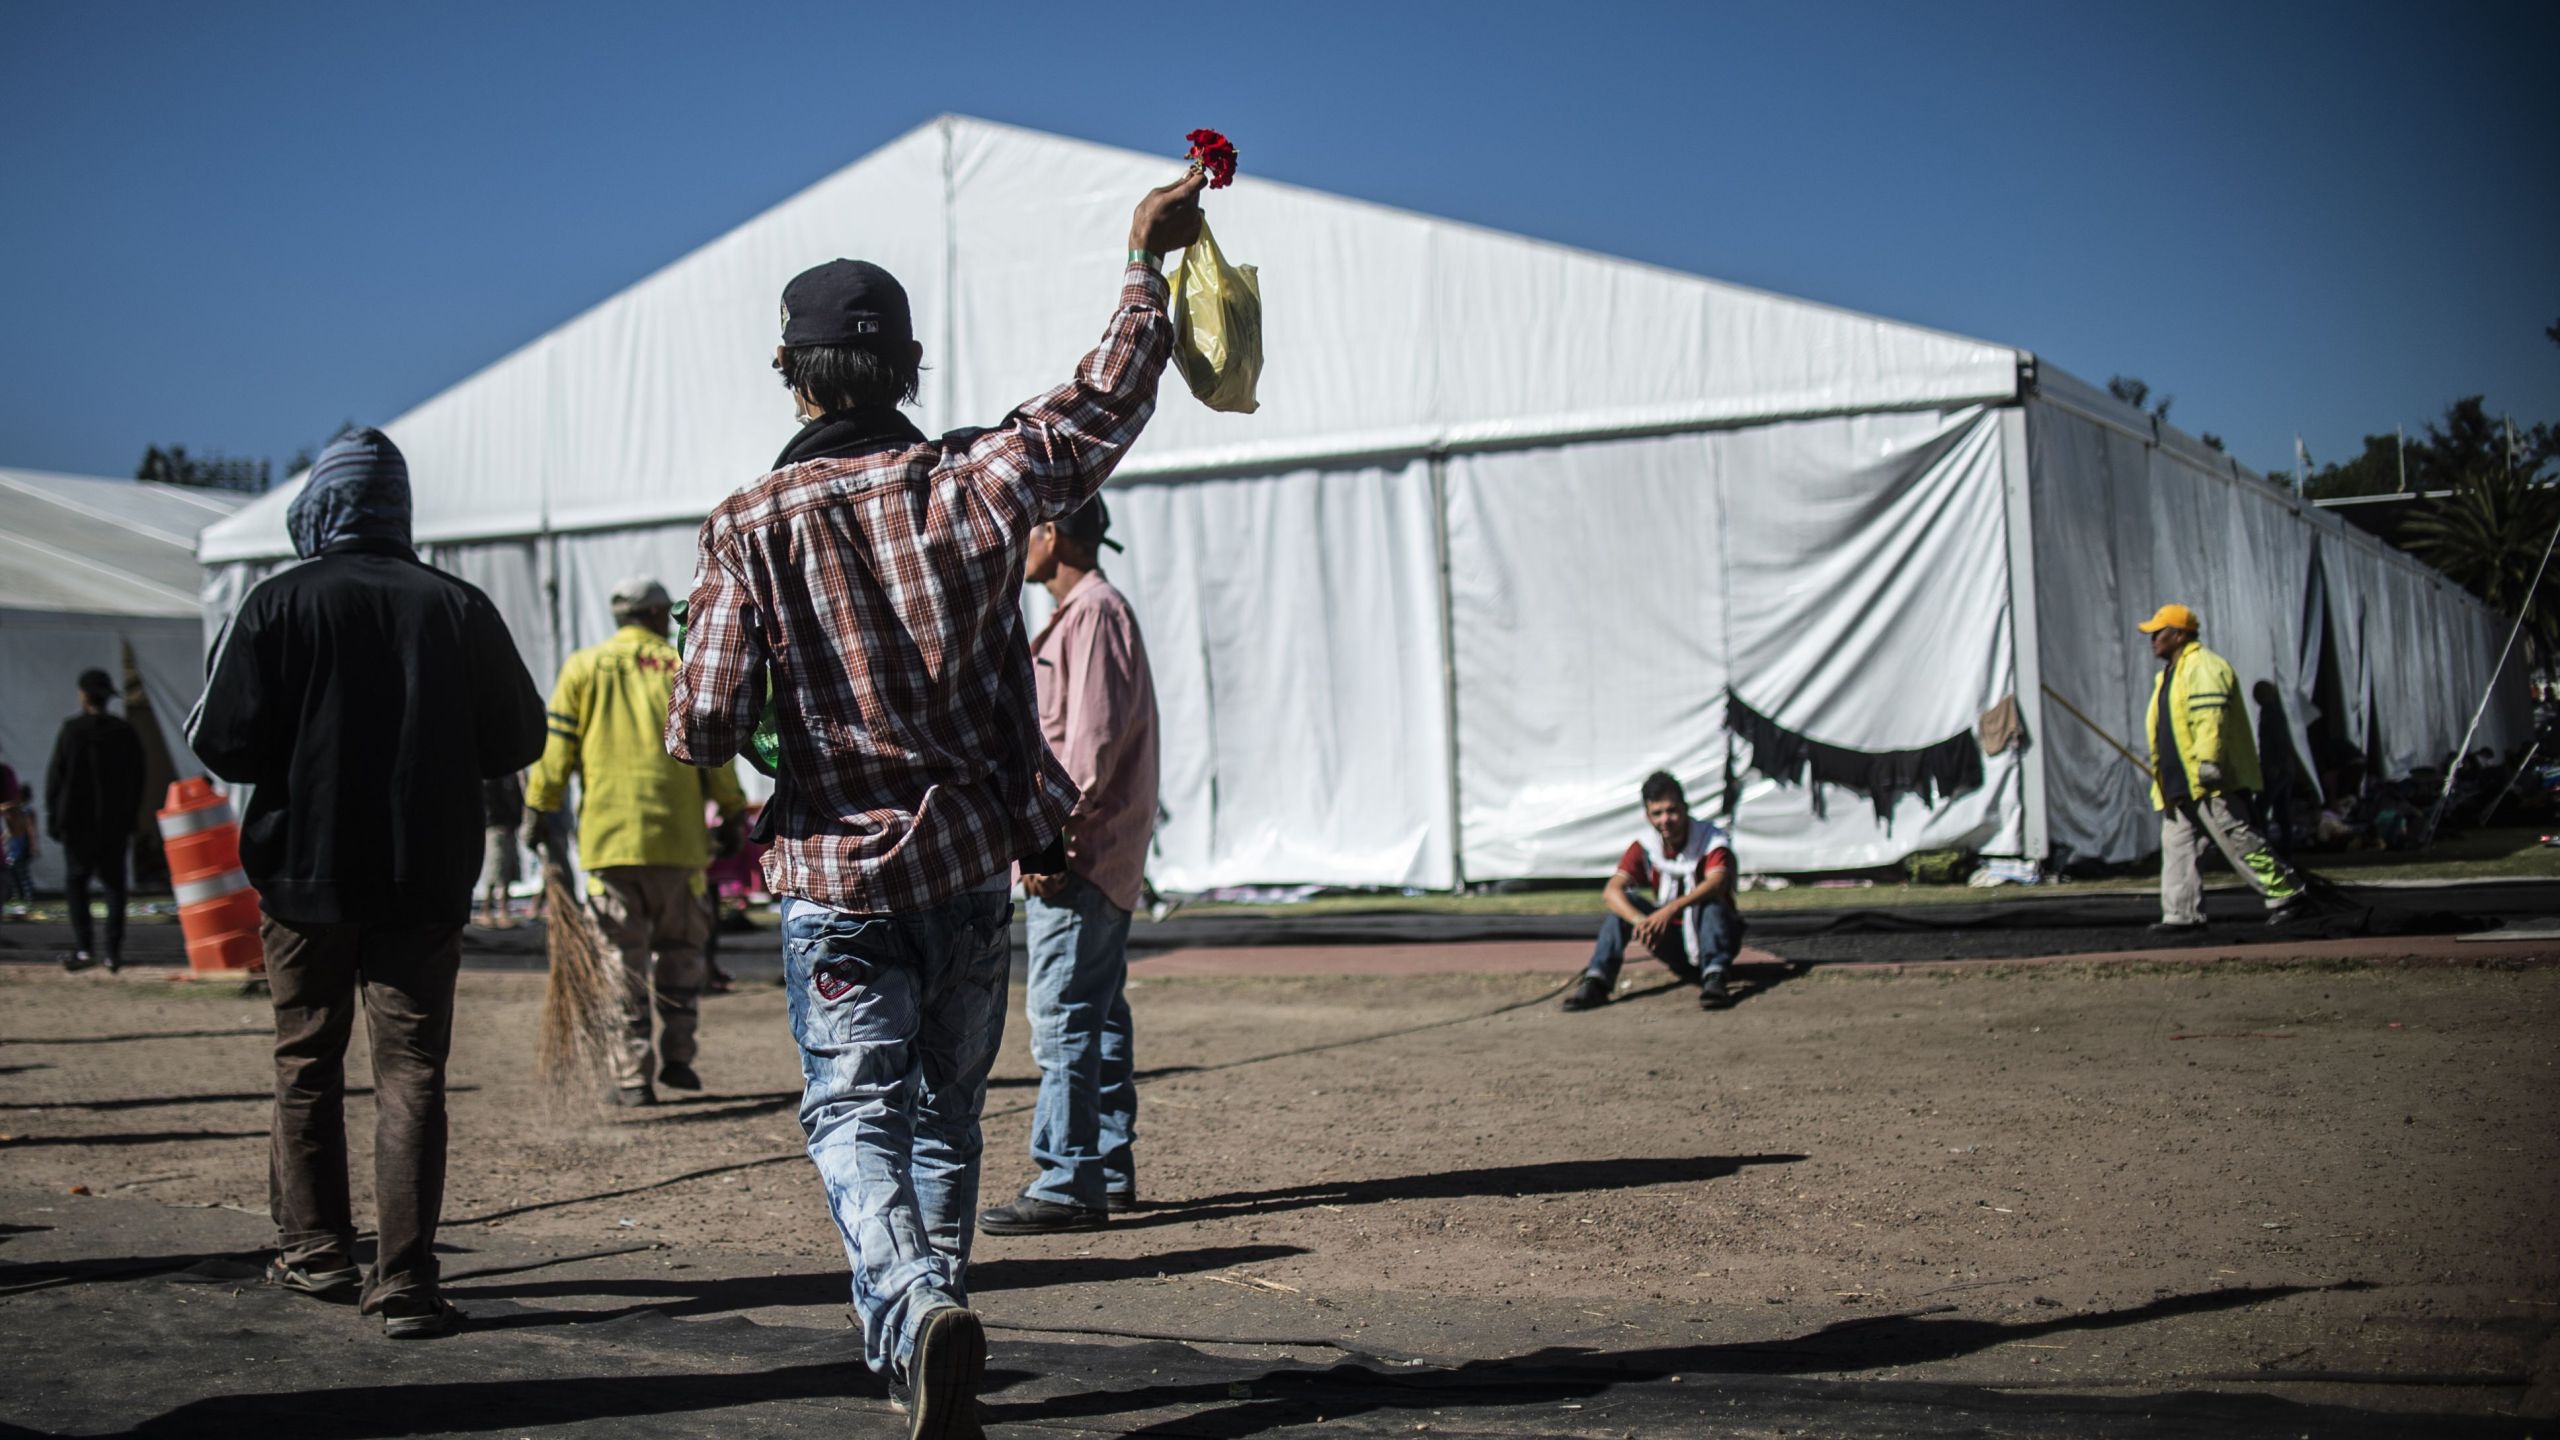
[982,495,1160,1235]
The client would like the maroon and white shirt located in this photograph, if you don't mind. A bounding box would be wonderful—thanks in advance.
[1614,817,1736,910]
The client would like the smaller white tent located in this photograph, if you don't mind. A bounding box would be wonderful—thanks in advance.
[1,468,243,894]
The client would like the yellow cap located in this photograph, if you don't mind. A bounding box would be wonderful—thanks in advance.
[2137,603,2201,634]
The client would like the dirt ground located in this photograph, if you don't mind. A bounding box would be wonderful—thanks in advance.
[5,945,2556,1428]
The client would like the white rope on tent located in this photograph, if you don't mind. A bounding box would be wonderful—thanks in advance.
[2420,501,2560,846]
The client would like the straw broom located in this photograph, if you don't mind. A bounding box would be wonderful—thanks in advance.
[535,859,621,1087]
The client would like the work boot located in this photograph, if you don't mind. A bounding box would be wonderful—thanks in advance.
[1698,970,1733,1009]
[978,1193,1107,1236]
[1560,976,1611,1012]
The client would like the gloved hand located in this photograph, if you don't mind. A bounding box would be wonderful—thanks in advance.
[2196,761,2226,789]
[520,809,559,861]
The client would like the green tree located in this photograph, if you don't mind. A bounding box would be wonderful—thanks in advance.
[2106,374,2173,422]
[2402,463,2560,664]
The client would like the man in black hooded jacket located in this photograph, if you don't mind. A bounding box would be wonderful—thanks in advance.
[189,428,546,1338]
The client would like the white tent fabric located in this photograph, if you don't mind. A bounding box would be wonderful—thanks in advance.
[1448,410,2021,878]
[2021,372,2524,865]
[191,118,2526,890]
[1,469,244,894]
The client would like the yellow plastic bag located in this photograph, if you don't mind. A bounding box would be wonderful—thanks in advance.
[1168,216,1262,414]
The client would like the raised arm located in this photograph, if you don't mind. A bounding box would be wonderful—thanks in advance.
[966,174,1206,522]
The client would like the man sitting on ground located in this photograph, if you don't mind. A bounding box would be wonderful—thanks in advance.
[1564,770,1745,1012]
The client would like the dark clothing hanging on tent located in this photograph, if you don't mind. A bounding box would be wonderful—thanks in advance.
[1725,693,1984,825]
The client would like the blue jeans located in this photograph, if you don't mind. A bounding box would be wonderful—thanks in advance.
[1024,873,1136,1209]
[779,890,1011,1382]
[1584,895,1743,986]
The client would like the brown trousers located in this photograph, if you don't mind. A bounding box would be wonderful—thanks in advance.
[588,866,710,1090]
[262,916,461,1309]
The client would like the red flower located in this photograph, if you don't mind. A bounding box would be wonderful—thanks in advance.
[1185,128,1238,189]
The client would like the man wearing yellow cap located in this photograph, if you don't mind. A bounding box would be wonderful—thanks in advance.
[2138,603,2306,930]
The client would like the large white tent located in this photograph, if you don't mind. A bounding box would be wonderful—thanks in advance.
[196,116,2526,891]
[4,468,244,894]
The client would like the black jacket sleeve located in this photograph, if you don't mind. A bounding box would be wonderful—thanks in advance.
[109,719,146,824]
[187,605,279,786]
[43,722,69,841]
[468,596,548,777]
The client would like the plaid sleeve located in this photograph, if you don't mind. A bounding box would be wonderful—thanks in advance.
[667,520,764,765]
[963,263,1174,523]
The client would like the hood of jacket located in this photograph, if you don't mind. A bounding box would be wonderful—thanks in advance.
[288,428,414,559]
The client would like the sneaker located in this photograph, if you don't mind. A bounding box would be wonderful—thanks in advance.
[657,1062,701,1092]
[62,951,97,973]
[2264,896,2311,927]
[978,1192,1107,1236]
[378,1292,463,1339]
[904,1304,987,1440]
[1559,976,1611,1012]
[2146,920,2208,936]
[608,1084,657,1108]
[264,1255,362,1301]
[1698,970,1733,1009]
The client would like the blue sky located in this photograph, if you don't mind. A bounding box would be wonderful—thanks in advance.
[3,0,2552,483]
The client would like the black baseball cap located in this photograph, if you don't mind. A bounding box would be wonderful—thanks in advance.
[780,260,913,348]
[1057,494,1122,553]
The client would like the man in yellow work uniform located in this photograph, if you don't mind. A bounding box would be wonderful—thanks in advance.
[527,577,747,1104]
[2139,602,2307,933]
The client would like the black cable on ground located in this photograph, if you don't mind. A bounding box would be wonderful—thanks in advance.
[459,975,1578,1224]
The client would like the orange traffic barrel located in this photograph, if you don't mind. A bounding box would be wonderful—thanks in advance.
[157,777,264,977]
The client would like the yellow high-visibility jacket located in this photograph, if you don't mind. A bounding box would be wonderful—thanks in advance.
[526,626,746,885]
[2145,641,2263,809]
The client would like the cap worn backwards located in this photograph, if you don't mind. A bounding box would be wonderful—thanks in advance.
[781,260,913,349]
[1056,494,1124,554]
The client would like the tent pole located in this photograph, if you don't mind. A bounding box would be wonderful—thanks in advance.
[1996,406,2051,864]
[1429,453,1466,892]
[2418,502,2560,846]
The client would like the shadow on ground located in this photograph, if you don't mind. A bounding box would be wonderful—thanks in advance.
[1115,1153,1804,1230]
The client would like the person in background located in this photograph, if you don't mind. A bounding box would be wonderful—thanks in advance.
[478,772,525,928]
[2251,681,2301,860]
[668,171,1205,1440]
[2140,603,2307,930]
[1563,770,1745,1012]
[46,668,144,973]
[3,779,37,919]
[524,576,747,1106]
[188,428,548,1338]
[982,494,1160,1236]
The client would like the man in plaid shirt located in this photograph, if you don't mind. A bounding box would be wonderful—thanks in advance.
[668,172,1203,1440]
